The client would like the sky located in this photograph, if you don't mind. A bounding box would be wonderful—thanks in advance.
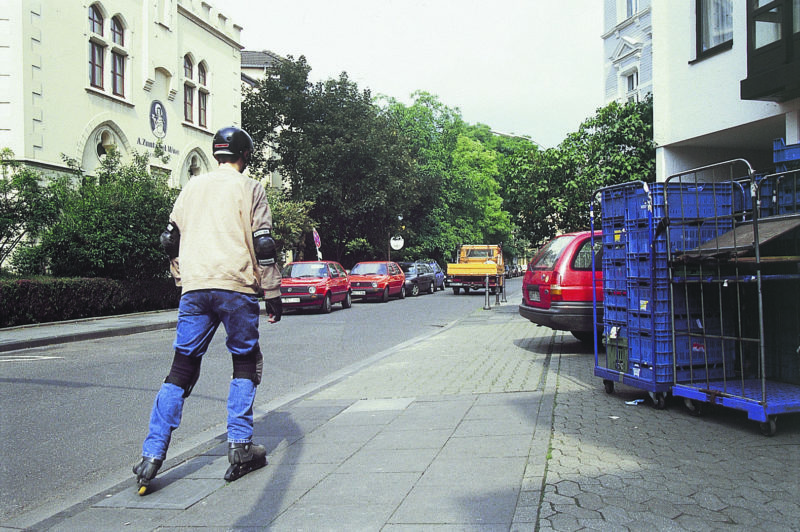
[212,0,605,148]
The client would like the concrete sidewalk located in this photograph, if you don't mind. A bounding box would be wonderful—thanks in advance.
[5,301,800,531]
[0,309,179,352]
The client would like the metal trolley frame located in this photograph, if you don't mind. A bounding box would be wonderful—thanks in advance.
[665,160,800,435]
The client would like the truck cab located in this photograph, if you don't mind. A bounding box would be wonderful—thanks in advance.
[446,244,505,294]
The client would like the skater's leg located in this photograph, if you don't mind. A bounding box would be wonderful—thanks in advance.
[141,382,185,459]
[217,291,262,443]
[227,377,257,442]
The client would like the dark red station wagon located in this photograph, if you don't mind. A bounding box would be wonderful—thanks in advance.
[518,231,603,344]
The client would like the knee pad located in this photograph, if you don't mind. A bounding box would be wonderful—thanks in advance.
[164,352,202,398]
[232,347,263,385]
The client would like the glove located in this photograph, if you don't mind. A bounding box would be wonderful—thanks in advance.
[265,296,282,323]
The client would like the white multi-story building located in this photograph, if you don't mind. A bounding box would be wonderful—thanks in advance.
[651,0,800,180]
[0,0,243,187]
[603,0,653,104]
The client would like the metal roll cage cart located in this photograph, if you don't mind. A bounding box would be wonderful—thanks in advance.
[591,180,674,408]
[667,160,800,436]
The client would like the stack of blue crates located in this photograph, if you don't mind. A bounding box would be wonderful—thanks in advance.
[767,139,800,216]
[600,181,738,386]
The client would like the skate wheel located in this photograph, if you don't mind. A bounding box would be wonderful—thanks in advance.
[138,485,148,496]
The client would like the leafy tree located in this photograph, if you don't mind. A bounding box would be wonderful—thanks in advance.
[557,93,655,232]
[14,148,177,279]
[263,186,315,266]
[503,95,655,246]
[244,59,417,264]
[0,149,60,269]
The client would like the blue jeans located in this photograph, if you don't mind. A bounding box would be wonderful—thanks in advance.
[142,290,261,460]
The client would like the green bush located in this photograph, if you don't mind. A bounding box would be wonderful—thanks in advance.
[14,148,177,280]
[0,277,180,327]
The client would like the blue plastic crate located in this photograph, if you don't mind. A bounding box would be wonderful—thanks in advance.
[777,174,800,214]
[627,280,669,313]
[626,226,669,255]
[602,257,626,282]
[774,138,800,165]
[665,182,735,220]
[626,255,667,282]
[674,335,735,367]
[628,331,672,366]
[628,310,674,334]
[602,227,626,247]
[602,243,626,262]
[604,304,627,324]
[625,187,651,225]
[602,188,627,219]
[627,311,652,332]
[628,363,673,383]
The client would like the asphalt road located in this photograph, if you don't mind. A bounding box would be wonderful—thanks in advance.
[0,278,523,524]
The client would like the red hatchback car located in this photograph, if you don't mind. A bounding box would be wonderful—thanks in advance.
[348,261,406,302]
[518,231,603,344]
[280,260,352,313]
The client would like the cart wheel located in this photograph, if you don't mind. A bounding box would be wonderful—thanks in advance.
[603,380,614,394]
[759,416,777,437]
[684,398,703,417]
[651,392,666,410]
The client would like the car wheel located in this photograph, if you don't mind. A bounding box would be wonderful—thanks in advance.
[453,287,460,295]
[342,291,352,309]
[428,279,435,294]
[399,285,406,299]
[463,287,470,294]
[321,294,332,313]
[381,286,390,302]
[411,283,420,297]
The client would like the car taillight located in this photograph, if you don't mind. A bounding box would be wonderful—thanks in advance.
[549,285,563,301]
[550,272,563,301]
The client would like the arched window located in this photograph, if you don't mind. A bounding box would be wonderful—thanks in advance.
[89,5,103,35]
[89,5,105,88]
[184,55,195,123]
[110,17,126,97]
[111,16,124,45]
[183,55,193,79]
[198,63,208,128]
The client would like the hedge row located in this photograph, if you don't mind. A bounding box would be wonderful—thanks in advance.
[0,277,181,328]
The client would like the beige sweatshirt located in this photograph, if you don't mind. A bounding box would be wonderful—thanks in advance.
[168,165,281,298]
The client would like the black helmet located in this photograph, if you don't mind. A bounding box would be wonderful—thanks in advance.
[212,126,253,168]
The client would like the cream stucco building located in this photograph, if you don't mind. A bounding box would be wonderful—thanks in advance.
[651,0,800,180]
[0,0,243,187]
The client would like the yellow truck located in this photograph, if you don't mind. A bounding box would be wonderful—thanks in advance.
[445,244,504,295]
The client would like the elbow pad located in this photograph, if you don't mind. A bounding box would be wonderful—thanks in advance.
[160,222,180,259]
[253,228,277,266]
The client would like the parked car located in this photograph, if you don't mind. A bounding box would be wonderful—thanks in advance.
[398,261,436,296]
[424,260,446,291]
[518,231,603,344]
[349,261,406,302]
[280,260,352,313]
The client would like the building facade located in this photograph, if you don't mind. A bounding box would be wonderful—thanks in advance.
[602,0,653,105]
[651,0,800,180]
[0,0,243,187]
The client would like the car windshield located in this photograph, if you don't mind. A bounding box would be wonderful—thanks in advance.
[399,264,416,274]
[283,263,327,278]
[350,263,387,275]
[530,236,577,270]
